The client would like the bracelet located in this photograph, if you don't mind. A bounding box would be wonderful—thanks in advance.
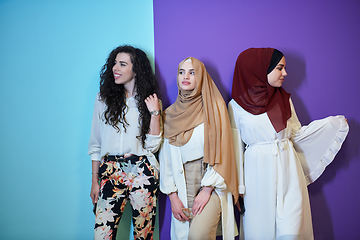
[92,172,99,174]
[150,110,160,116]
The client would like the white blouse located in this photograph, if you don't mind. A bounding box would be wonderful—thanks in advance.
[179,122,204,163]
[88,93,162,171]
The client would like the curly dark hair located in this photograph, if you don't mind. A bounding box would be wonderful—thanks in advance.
[99,45,158,147]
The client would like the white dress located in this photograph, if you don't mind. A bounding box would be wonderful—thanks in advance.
[228,99,349,240]
[159,123,237,240]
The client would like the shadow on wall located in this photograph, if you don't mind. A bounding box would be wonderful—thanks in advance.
[155,61,172,239]
[283,50,336,239]
[283,49,358,240]
[281,49,310,124]
[158,193,172,239]
[309,118,358,240]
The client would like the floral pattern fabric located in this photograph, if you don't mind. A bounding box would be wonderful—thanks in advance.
[94,154,159,240]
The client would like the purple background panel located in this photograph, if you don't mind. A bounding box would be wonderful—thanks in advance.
[154,0,360,239]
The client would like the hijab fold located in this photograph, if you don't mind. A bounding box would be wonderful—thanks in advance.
[164,57,239,201]
[231,48,291,133]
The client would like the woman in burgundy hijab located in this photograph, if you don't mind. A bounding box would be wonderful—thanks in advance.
[228,48,349,239]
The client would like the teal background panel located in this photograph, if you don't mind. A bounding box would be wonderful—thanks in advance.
[0,0,157,239]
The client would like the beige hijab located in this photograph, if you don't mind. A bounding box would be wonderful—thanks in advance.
[164,57,239,201]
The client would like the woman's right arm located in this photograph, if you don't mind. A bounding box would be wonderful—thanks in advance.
[90,160,100,205]
[144,96,163,153]
[88,95,102,205]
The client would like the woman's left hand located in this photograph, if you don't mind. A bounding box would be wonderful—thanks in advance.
[192,186,213,216]
[144,93,160,113]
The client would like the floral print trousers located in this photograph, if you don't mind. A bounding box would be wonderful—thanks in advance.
[94,154,159,240]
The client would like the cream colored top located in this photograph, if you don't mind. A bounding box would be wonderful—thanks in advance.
[88,93,162,171]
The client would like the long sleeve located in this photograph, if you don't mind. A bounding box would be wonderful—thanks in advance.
[159,138,178,194]
[88,94,103,161]
[289,99,349,184]
[144,133,162,153]
[228,100,245,194]
[201,165,227,190]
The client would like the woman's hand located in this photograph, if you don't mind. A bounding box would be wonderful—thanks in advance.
[90,161,101,205]
[169,192,190,221]
[144,93,160,112]
[192,186,213,216]
[235,194,244,212]
[145,93,161,135]
[90,180,100,205]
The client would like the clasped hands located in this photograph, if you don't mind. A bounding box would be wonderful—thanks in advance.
[169,186,213,222]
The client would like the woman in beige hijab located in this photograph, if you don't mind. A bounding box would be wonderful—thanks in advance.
[159,57,239,240]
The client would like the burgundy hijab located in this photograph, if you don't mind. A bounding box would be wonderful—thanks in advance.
[231,48,291,132]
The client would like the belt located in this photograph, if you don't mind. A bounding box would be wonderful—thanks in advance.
[246,138,290,156]
[103,154,136,163]
[246,138,291,219]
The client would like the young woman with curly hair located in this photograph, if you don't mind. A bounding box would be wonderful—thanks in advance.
[88,45,162,240]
